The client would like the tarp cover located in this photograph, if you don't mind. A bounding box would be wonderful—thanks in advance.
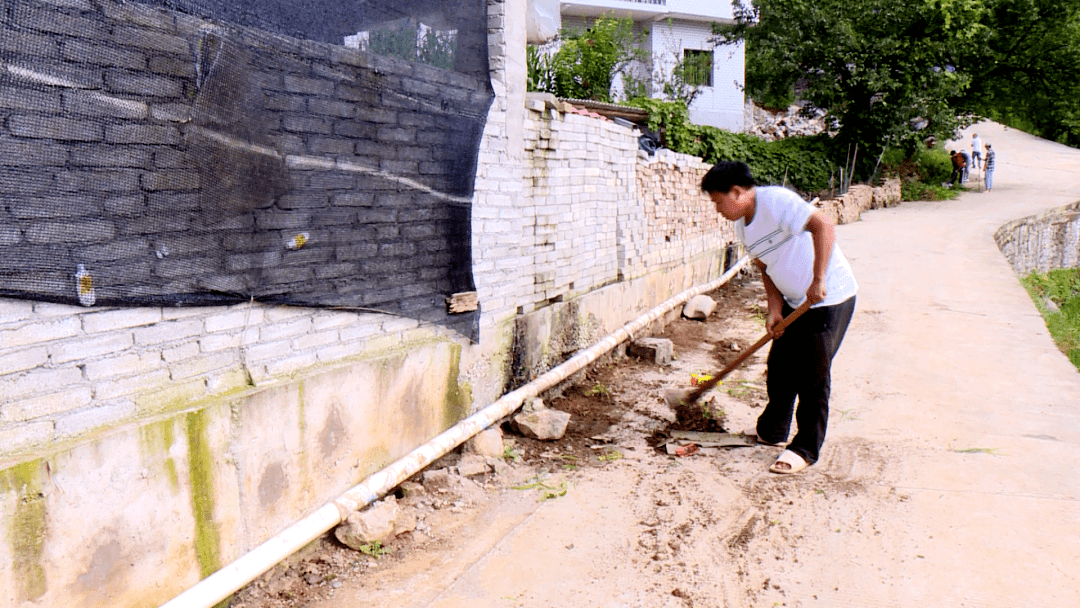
[0,0,492,340]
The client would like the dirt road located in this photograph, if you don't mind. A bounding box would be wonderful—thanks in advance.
[240,122,1080,608]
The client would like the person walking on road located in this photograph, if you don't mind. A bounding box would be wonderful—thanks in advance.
[971,133,983,170]
[984,143,996,192]
[701,162,858,475]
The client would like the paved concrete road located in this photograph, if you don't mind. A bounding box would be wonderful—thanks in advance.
[313,122,1080,607]
[819,122,1080,605]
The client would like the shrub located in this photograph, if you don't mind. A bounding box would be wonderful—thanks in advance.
[623,98,835,194]
[912,147,954,184]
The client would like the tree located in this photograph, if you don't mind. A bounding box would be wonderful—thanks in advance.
[715,0,985,172]
[958,0,1080,147]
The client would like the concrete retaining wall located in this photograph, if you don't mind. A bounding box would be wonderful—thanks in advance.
[994,201,1080,275]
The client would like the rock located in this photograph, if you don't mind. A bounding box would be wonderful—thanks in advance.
[523,397,546,413]
[513,407,571,440]
[422,468,452,492]
[335,497,398,549]
[456,453,492,477]
[627,337,673,365]
[465,428,504,457]
[398,481,425,497]
[394,509,418,535]
[682,294,717,320]
[1045,298,1060,313]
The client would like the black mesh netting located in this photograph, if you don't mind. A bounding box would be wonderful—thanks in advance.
[0,0,492,340]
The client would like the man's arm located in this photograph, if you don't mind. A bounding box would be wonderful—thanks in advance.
[804,210,835,305]
[754,258,787,337]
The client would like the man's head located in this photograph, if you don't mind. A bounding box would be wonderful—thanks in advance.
[972,133,978,138]
[701,162,757,221]
[986,143,992,150]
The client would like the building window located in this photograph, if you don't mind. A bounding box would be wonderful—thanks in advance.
[682,49,713,87]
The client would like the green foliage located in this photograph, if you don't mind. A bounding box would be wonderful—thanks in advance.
[959,0,1080,148]
[882,146,963,200]
[726,0,1080,154]
[912,148,954,184]
[356,541,390,558]
[1021,268,1080,370]
[624,98,835,194]
[528,16,645,102]
[527,45,557,95]
[900,180,964,201]
[716,0,981,174]
[743,38,798,110]
[662,49,713,107]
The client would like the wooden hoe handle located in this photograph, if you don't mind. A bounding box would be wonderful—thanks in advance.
[681,300,813,405]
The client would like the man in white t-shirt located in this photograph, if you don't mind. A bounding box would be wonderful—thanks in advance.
[701,162,857,474]
[971,133,983,170]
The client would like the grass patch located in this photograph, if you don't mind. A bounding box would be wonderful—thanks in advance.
[900,179,966,201]
[1020,268,1080,371]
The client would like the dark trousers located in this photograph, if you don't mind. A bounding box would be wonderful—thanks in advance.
[755,296,856,464]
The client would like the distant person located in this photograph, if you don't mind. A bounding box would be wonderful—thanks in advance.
[701,162,857,475]
[971,133,983,170]
[946,150,966,187]
[984,143,995,192]
[959,149,971,182]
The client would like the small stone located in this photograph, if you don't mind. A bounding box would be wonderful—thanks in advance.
[683,294,717,320]
[513,407,571,441]
[335,498,398,550]
[422,469,452,492]
[456,453,492,477]
[465,428,504,457]
[627,337,673,365]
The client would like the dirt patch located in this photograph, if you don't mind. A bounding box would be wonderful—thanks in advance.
[229,270,878,608]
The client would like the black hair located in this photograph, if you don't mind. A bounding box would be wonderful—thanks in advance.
[700,161,757,193]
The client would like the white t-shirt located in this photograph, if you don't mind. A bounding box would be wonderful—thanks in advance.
[735,186,858,308]
[972,136,983,154]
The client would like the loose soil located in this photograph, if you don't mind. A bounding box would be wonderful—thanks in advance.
[228,270,901,608]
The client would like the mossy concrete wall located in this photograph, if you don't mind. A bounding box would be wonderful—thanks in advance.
[0,340,466,607]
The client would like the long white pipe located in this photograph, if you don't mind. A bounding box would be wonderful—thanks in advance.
[160,255,749,608]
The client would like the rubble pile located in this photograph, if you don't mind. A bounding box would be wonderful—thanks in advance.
[743,100,830,141]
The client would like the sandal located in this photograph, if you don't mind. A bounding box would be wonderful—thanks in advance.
[769,449,809,475]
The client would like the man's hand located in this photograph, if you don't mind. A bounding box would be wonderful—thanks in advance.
[765,306,785,338]
[806,275,827,305]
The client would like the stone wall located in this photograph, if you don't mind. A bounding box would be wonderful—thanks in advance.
[813,180,902,226]
[994,201,1080,275]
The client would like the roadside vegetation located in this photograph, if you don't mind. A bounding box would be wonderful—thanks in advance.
[528,1,1080,200]
[1021,269,1080,370]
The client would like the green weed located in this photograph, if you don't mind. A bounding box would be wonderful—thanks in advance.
[1021,268,1080,371]
[357,541,389,558]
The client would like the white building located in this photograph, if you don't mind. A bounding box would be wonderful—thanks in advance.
[558,0,745,131]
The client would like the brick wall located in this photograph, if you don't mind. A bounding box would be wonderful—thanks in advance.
[631,148,734,279]
[521,101,636,310]
[0,0,490,335]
